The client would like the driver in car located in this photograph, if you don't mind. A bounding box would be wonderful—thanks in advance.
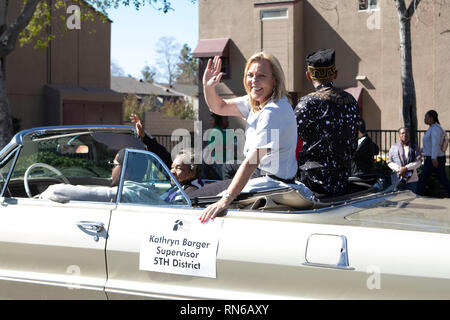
[40,149,164,204]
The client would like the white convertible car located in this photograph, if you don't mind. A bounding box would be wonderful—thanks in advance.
[0,125,449,300]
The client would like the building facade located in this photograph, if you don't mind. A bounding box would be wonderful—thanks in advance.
[194,0,450,132]
[6,1,122,131]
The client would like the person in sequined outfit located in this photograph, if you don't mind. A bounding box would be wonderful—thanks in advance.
[294,49,361,196]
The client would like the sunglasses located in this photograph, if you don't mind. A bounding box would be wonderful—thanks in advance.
[107,160,121,168]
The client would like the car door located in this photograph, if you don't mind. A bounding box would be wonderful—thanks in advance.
[0,198,112,299]
[0,148,111,299]
[105,150,450,299]
[105,149,349,299]
[106,198,450,300]
[106,202,363,299]
[105,149,226,299]
[105,150,395,299]
[108,150,450,300]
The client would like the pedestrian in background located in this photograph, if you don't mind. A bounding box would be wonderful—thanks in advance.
[417,110,450,197]
[388,127,421,193]
[202,113,232,180]
[351,119,379,176]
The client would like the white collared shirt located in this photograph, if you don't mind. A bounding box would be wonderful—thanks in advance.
[234,95,297,179]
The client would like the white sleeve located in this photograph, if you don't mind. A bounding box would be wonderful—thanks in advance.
[254,107,280,150]
[431,125,443,159]
[406,160,421,171]
[388,162,400,172]
[232,95,250,119]
[40,184,116,203]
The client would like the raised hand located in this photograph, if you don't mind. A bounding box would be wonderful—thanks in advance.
[130,113,145,138]
[202,56,224,87]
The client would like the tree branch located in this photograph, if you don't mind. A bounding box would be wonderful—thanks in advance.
[394,0,407,19]
[394,0,422,20]
[0,0,42,58]
[406,0,422,17]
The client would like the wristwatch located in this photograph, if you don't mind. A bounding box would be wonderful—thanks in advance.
[222,191,234,201]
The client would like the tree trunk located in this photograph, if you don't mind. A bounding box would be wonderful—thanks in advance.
[0,1,12,147]
[398,7,418,144]
[0,0,42,148]
[0,57,13,148]
[394,0,422,145]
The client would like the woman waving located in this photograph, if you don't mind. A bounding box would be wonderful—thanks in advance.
[200,52,297,222]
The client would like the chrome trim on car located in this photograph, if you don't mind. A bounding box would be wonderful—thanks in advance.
[76,221,105,233]
[16,125,136,144]
[0,146,21,197]
[115,150,128,204]
[0,274,106,293]
[0,125,137,162]
[0,140,20,163]
[302,234,355,270]
[301,262,355,271]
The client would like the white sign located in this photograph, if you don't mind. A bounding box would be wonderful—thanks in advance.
[139,218,223,278]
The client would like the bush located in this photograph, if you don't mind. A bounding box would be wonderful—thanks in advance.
[161,98,195,120]
[374,155,390,172]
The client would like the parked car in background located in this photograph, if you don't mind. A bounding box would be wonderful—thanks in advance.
[0,125,449,299]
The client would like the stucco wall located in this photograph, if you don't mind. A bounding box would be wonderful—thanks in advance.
[303,0,450,131]
[197,0,450,132]
[5,1,112,130]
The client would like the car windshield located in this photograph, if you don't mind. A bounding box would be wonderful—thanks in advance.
[12,130,145,181]
[0,128,150,199]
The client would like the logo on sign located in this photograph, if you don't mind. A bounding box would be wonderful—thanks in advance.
[140,218,223,278]
[173,220,183,231]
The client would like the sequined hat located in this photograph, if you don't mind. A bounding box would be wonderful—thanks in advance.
[306,49,336,80]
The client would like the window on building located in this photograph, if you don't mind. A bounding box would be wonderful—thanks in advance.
[260,8,288,20]
[359,0,378,11]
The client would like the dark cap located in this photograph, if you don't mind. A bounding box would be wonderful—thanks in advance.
[306,49,336,80]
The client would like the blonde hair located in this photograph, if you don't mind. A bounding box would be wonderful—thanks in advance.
[243,52,287,112]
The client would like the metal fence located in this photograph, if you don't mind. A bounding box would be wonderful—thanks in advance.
[368,129,450,181]
[152,134,181,153]
[367,130,450,163]
[152,133,196,156]
[154,130,450,177]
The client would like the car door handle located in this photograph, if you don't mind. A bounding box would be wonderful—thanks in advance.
[76,221,104,233]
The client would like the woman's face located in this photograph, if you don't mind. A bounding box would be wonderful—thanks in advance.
[424,113,433,125]
[246,59,275,104]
